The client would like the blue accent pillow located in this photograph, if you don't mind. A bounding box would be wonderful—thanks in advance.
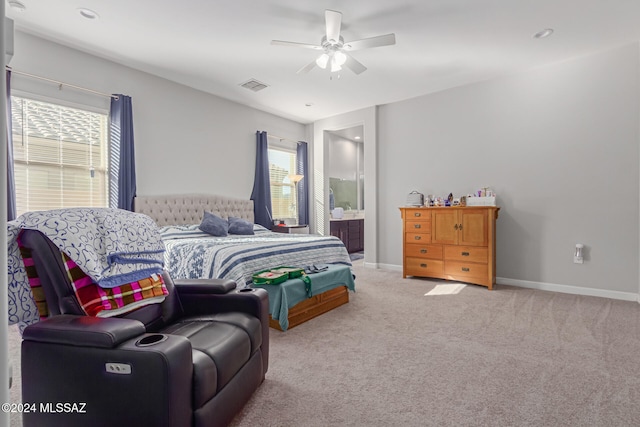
[199,211,228,237]
[228,216,254,235]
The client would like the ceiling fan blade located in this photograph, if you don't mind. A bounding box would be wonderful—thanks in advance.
[343,53,367,75]
[297,60,317,74]
[271,40,323,50]
[325,9,342,43]
[343,33,396,51]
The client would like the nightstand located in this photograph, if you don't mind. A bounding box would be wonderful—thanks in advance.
[271,224,309,234]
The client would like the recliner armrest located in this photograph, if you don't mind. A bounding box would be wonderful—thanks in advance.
[173,278,236,294]
[22,314,146,348]
[178,287,268,318]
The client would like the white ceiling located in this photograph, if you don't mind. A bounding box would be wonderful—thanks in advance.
[7,0,640,124]
[330,126,364,143]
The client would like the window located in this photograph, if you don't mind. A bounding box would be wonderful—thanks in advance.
[11,96,109,216]
[268,147,297,220]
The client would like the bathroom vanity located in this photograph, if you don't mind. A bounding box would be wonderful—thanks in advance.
[330,218,364,253]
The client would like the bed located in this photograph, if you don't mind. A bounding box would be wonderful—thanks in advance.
[134,194,355,330]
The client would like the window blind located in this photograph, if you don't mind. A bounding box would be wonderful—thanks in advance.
[11,96,109,216]
[268,147,296,220]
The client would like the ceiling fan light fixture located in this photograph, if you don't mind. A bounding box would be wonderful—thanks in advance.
[334,51,347,66]
[330,60,342,73]
[316,53,330,69]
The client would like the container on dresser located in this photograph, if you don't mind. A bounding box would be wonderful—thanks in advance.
[399,206,499,289]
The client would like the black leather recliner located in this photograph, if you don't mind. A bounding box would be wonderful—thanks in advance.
[18,229,269,427]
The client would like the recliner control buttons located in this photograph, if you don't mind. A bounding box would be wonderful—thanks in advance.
[105,363,132,375]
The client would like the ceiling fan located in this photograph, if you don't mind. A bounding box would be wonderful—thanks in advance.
[271,9,396,75]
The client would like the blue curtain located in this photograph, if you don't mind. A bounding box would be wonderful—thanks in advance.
[296,141,309,226]
[6,70,16,220]
[109,95,136,211]
[250,131,272,228]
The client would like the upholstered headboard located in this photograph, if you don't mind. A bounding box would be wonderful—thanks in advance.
[134,194,254,226]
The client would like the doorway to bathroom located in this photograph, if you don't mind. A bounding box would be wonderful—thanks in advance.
[327,125,364,258]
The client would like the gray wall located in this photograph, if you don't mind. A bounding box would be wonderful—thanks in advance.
[10,31,306,199]
[378,43,640,294]
[10,31,639,296]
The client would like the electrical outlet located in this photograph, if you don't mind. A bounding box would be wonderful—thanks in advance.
[574,243,584,264]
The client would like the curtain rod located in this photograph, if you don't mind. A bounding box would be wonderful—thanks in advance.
[267,134,300,144]
[6,66,118,100]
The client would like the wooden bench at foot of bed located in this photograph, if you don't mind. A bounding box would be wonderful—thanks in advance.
[269,285,349,331]
[254,264,356,331]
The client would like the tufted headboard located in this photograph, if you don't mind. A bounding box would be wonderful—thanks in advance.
[134,194,254,226]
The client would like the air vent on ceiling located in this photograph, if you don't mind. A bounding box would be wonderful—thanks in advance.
[240,79,269,92]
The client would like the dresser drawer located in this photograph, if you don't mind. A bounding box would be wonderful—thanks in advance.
[405,232,431,243]
[444,261,488,280]
[406,258,443,276]
[444,246,488,263]
[406,220,430,233]
[405,209,429,219]
[405,244,443,259]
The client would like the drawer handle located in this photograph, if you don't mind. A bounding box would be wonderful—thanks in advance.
[414,236,421,240]
[461,252,470,256]
[420,263,427,268]
[414,212,421,217]
[420,249,427,254]
[454,224,459,230]
[462,267,470,272]
[414,224,421,229]
[459,224,463,230]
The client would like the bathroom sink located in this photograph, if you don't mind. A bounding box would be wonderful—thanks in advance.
[341,211,365,220]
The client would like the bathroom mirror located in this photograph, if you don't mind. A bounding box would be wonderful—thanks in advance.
[329,177,357,210]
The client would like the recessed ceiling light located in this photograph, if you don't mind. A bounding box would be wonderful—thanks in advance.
[78,8,100,20]
[354,136,361,140]
[8,1,26,12]
[533,28,554,39]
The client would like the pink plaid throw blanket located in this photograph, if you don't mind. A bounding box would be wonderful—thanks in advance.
[19,235,168,320]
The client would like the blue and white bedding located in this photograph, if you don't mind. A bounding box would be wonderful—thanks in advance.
[160,224,352,287]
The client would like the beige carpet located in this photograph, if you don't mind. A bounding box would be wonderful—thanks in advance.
[9,260,640,426]
[230,260,640,426]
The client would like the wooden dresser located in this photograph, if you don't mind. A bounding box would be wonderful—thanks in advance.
[399,206,499,289]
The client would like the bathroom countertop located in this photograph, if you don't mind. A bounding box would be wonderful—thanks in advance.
[330,216,365,221]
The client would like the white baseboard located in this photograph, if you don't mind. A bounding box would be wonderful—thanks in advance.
[359,263,640,302]
[496,276,639,302]
[364,262,402,271]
